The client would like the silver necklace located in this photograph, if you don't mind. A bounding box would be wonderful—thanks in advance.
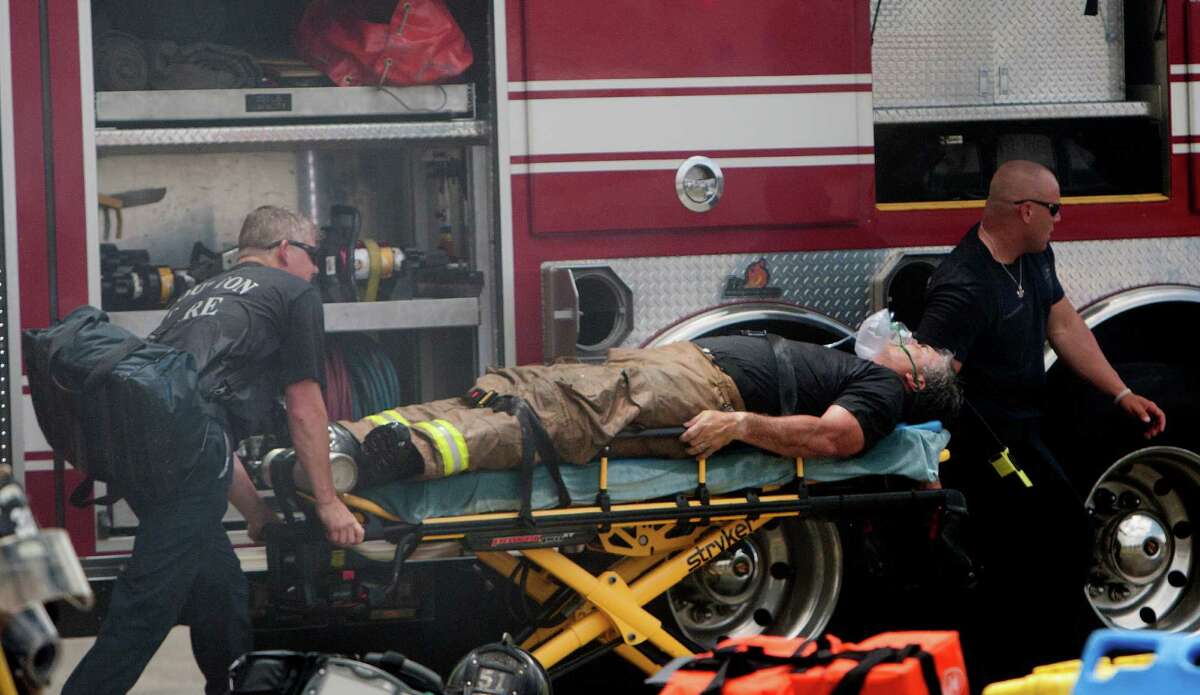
[999,259,1024,298]
[979,226,1025,298]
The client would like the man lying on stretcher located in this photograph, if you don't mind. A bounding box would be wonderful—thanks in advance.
[316,329,962,491]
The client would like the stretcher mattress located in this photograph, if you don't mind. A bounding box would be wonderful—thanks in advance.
[356,424,949,524]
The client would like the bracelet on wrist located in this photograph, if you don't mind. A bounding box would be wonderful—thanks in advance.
[1113,387,1132,406]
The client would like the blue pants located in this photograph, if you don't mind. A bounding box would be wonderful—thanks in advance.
[62,431,249,695]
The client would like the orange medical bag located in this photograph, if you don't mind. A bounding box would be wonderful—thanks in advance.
[658,632,969,695]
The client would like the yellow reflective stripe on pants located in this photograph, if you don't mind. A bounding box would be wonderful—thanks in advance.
[413,419,469,476]
[366,409,412,427]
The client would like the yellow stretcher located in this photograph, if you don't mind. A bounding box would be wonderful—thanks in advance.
[259,426,960,679]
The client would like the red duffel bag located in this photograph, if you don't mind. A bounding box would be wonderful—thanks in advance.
[658,632,969,695]
[295,0,473,87]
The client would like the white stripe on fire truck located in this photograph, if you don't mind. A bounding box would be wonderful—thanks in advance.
[510,74,872,93]
[1169,64,1200,76]
[1172,143,1200,154]
[510,154,874,175]
[1170,82,1198,138]
[509,92,873,159]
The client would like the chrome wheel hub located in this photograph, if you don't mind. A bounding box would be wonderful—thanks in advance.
[695,543,760,605]
[668,519,841,647]
[1104,512,1170,584]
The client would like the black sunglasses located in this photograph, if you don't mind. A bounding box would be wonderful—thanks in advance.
[266,239,322,265]
[1013,199,1061,216]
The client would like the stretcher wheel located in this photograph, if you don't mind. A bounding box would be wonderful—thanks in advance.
[664,518,842,647]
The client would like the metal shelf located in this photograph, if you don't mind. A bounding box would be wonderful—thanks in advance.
[109,297,480,338]
[95,119,490,150]
[873,100,1153,124]
[324,297,480,332]
[97,84,474,124]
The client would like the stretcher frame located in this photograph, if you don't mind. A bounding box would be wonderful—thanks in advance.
[265,449,960,679]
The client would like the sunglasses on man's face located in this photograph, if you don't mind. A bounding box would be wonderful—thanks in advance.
[266,239,322,265]
[1013,199,1061,217]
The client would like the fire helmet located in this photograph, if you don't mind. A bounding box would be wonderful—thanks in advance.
[446,637,551,695]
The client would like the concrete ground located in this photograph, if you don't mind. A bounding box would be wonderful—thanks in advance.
[47,627,202,695]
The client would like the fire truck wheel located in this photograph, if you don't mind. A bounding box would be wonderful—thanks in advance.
[1083,445,1200,632]
[662,518,842,648]
[1045,361,1200,633]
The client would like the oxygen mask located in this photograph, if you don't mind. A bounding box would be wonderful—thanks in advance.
[854,308,913,360]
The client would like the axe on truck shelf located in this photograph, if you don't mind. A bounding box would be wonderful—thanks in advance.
[97,187,167,240]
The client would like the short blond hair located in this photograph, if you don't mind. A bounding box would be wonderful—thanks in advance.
[237,206,319,251]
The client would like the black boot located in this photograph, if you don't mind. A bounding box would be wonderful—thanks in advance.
[361,421,425,485]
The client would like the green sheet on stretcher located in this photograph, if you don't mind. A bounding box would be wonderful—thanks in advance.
[357,424,950,525]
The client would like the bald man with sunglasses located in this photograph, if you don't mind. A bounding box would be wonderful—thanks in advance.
[915,160,1165,683]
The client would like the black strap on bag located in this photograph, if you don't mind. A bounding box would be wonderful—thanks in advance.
[681,637,835,695]
[681,638,941,695]
[62,335,145,508]
[475,392,572,525]
[828,645,942,695]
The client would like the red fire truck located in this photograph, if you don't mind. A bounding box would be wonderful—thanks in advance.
[1,0,1197,649]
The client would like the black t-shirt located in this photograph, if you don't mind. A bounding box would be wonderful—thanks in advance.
[916,224,1064,421]
[692,335,906,451]
[150,263,326,441]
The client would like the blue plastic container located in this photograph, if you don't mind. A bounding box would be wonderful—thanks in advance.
[1073,629,1200,694]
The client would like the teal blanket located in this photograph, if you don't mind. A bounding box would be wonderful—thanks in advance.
[358,425,949,524]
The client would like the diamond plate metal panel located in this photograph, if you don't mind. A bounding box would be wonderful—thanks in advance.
[994,0,1124,105]
[873,0,1124,109]
[871,0,993,107]
[1053,239,1200,305]
[549,250,899,347]
[554,238,1200,348]
[95,120,491,150]
[874,100,1150,124]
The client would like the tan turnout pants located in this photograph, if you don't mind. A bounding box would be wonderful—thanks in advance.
[347,342,744,479]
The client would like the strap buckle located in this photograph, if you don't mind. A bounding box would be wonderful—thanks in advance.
[466,387,497,408]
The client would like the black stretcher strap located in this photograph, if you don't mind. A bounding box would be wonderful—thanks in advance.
[767,334,798,416]
[480,393,572,525]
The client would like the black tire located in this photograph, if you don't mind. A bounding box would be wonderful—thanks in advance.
[1044,362,1197,488]
[1044,362,1200,632]
[658,518,843,649]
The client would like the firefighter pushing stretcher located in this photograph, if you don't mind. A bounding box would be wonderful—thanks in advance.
[298,324,962,495]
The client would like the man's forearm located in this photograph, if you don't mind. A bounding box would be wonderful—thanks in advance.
[228,457,275,536]
[738,412,854,459]
[1048,305,1125,398]
[291,408,336,504]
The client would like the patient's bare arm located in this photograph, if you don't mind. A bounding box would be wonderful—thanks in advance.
[681,405,865,460]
